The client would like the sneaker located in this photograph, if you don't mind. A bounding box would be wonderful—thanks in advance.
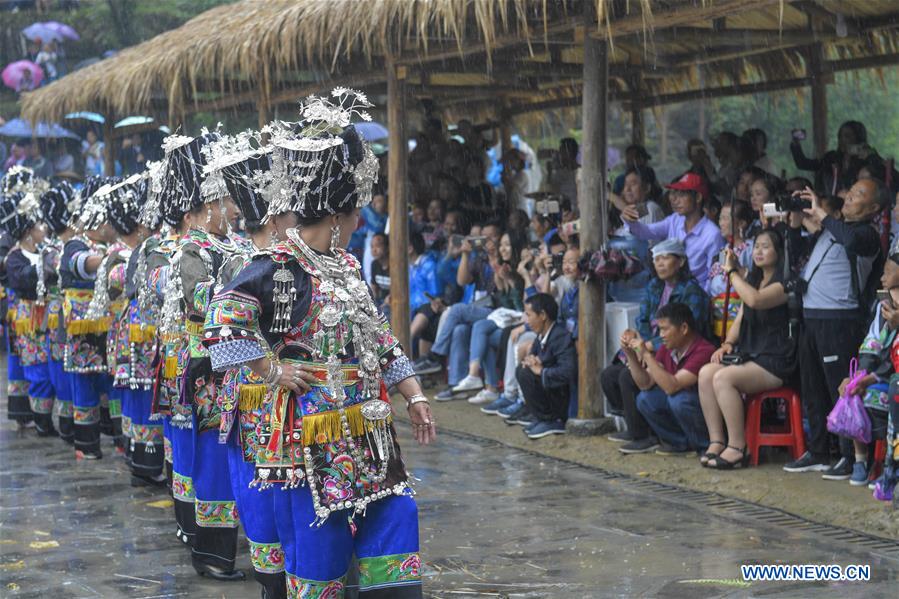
[619,438,660,454]
[507,406,536,426]
[468,388,499,405]
[414,357,443,376]
[497,399,525,419]
[607,431,634,443]
[783,451,829,473]
[849,461,869,486]
[481,394,516,415]
[526,420,567,439]
[434,387,462,402]
[452,375,484,394]
[821,457,854,480]
[868,474,883,490]
[655,443,691,456]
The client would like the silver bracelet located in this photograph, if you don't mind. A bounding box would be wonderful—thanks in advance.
[263,360,282,387]
[406,394,429,408]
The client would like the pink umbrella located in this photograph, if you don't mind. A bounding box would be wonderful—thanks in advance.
[2,60,44,91]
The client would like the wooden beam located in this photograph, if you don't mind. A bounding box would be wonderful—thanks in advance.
[590,0,784,40]
[576,18,608,424]
[808,43,828,158]
[387,58,410,354]
[102,116,116,176]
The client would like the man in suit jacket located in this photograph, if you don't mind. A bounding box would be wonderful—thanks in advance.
[510,293,577,439]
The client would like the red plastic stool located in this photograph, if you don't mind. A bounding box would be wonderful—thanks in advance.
[870,439,887,481]
[744,387,806,466]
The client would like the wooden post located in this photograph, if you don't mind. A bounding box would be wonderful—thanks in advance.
[569,15,614,435]
[809,43,828,158]
[499,103,512,156]
[387,57,411,354]
[631,106,644,146]
[630,74,644,145]
[258,90,270,143]
[102,116,116,176]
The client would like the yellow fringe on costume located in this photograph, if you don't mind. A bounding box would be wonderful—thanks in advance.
[185,321,204,336]
[301,402,392,446]
[238,384,268,411]
[66,317,112,335]
[48,313,59,330]
[129,324,157,344]
[163,356,178,379]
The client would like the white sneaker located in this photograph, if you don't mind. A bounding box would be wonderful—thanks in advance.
[468,389,499,405]
[452,375,484,394]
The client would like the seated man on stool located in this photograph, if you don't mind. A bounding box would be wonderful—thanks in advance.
[624,302,715,455]
[510,293,577,439]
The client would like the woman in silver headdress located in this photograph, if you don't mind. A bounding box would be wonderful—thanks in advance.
[205,90,433,598]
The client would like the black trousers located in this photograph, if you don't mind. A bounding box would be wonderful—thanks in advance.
[600,363,650,439]
[517,366,569,423]
[799,317,866,459]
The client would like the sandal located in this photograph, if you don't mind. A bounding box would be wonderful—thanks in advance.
[700,440,725,467]
[709,445,750,470]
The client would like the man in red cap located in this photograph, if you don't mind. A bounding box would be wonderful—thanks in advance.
[622,172,725,291]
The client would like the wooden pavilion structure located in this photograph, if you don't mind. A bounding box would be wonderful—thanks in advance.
[22,0,899,429]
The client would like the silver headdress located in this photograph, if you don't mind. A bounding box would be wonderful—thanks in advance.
[262,88,379,220]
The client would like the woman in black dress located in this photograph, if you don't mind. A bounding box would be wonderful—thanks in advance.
[698,228,797,469]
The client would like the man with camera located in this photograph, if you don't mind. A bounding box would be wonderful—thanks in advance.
[622,172,725,291]
[783,178,889,478]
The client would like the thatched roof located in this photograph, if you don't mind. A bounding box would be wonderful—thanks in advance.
[20,0,899,127]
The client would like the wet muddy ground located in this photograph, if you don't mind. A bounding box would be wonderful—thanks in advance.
[0,386,897,598]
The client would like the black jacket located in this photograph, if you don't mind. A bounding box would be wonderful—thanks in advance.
[529,322,577,390]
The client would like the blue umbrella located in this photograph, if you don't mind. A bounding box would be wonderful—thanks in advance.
[355,121,389,141]
[0,118,80,140]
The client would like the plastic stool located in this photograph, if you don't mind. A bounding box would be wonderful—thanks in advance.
[870,439,887,481]
[744,387,806,466]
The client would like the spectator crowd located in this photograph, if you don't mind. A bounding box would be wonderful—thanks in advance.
[358,117,898,505]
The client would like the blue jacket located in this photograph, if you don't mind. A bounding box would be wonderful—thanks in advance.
[636,277,710,350]
[409,252,441,310]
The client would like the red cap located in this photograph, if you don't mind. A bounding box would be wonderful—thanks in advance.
[665,172,710,202]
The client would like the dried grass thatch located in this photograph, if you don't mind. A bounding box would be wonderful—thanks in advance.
[20,0,899,127]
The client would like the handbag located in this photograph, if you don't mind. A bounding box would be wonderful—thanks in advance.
[720,351,746,366]
[826,358,872,444]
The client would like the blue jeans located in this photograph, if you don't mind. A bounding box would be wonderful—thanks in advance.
[470,319,502,387]
[432,304,492,386]
[636,386,709,451]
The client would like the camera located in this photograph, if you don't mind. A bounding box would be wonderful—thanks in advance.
[783,277,806,339]
[773,192,811,213]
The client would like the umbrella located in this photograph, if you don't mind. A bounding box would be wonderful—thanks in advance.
[355,122,389,141]
[0,118,80,140]
[2,60,44,91]
[22,22,79,43]
[65,111,105,124]
[21,23,64,43]
[43,22,79,41]
[115,116,154,128]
